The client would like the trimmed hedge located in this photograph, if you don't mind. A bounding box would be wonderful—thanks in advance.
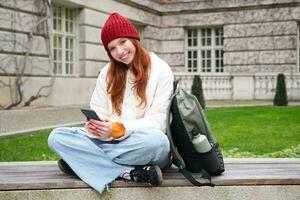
[191,75,206,109]
[273,73,288,106]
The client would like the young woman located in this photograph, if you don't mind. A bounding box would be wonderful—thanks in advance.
[48,12,174,193]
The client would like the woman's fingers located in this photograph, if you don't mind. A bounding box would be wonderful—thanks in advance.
[89,124,98,131]
[89,119,109,129]
[85,119,112,139]
[88,120,111,137]
[85,121,99,134]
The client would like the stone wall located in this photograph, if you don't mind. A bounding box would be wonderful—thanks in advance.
[0,0,51,76]
[0,0,53,106]
[223,6,299,74]
[159,3,300,74]
[0,75,96,106]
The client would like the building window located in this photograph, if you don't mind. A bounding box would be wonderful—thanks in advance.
[52,6,77,75]
[186,28,224,73]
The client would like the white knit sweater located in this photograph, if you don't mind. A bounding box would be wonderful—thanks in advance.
[90,52,174,140]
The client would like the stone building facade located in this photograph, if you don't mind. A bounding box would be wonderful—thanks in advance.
[0,0,300,107]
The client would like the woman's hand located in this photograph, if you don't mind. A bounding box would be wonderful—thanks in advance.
[84,119,112,139]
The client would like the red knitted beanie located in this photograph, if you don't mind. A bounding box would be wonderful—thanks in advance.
[101,13,140,51]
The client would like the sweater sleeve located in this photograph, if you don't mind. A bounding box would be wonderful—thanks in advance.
[122,64,174,134]
[110,122,125,139]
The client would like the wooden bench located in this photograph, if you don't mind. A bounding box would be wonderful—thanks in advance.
[1,158,300,200]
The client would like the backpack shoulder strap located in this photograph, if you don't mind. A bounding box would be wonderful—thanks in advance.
[173,79,179,93]
[181,168,214,187]
[166,83,186,169]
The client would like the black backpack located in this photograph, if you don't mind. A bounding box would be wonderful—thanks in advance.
[166,80,225,186]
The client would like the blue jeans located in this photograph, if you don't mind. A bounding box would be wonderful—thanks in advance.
[48,127,171,193]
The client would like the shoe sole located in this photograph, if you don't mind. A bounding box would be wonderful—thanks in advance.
[58,160,76,176]
[153,165,163,186]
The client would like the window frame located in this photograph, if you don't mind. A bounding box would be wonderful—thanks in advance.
[185,27,224,73]
[51,5,78,76]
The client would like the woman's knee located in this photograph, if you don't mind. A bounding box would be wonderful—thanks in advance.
[137,129,170,151]
[48,127,74,150]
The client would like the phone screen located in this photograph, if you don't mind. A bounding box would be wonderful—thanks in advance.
[81,109,102,121]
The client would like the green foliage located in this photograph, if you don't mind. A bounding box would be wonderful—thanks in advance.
[191,75,205,109]
[205,106,300,155]
[0,130,59,161]
[273,73,288,106]
[223,145,300,158]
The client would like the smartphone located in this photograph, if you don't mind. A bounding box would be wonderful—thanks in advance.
[81,108,102,121]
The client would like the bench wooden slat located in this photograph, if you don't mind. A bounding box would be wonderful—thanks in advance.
[0,158,299,191]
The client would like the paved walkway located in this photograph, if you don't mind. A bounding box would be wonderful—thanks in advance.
[0,105,87,137]
[1,100,299,137]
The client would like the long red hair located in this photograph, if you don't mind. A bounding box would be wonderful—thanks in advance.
[106,39,151,115]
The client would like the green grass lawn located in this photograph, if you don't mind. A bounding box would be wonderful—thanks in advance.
[206,106,300,157]
[0,106,299,161]
[0,130,58,161]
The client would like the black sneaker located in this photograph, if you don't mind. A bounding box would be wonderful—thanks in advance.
[58,159,76,176]
[129,165,163,186]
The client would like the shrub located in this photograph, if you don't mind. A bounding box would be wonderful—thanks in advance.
[223,145,300,158]
[191,75,205,109]
[273,73,288,106]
